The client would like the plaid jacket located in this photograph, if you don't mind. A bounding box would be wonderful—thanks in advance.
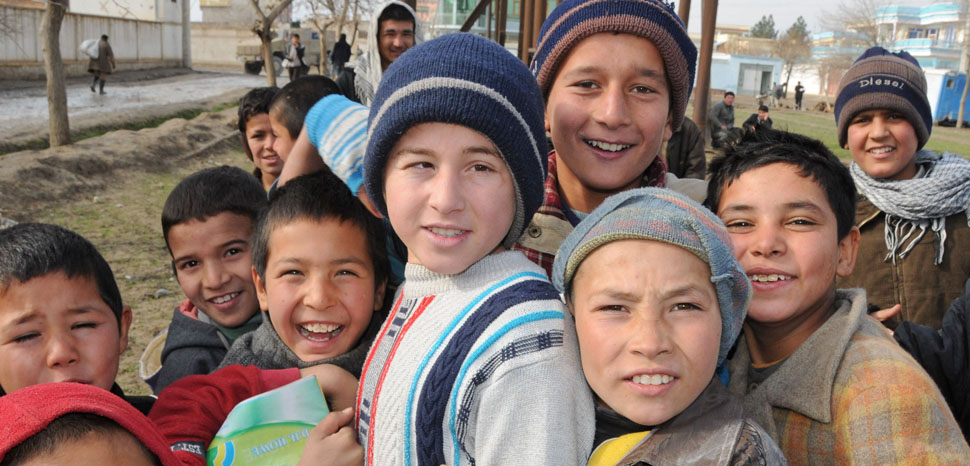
[513,151,672,277]
[728,289,970,465]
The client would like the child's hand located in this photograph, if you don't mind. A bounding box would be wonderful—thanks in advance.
[299,364,359,412]
[297,408,362,466]
[870,303,902,323]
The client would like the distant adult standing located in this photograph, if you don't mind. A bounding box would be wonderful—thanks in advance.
[88,34,115,95]
[709,91,736,148]
[330,33,351,76]
[285,34,307,81]
[794,81,806,110]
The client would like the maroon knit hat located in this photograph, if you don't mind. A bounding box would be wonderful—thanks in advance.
[0,383,180,465]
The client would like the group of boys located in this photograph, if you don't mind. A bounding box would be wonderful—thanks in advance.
[3,0,970,464]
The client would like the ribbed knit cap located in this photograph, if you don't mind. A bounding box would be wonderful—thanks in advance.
[0,383,181,465]
[552,188,750,365]
[835,47,931,149]
[306,94,369,194]
[531,0,697,131]
[364,33,548,248]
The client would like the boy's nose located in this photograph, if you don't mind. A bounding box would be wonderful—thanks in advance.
[428,172,465,214]
[202,262,230,289]
[303,277,338,310]
[629,315,673,359]
[749,224,786,258]
[869,116,890,139]
[592,86,632,129]
[46,336,80,368]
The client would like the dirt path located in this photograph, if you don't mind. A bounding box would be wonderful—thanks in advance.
[0,107,253,395]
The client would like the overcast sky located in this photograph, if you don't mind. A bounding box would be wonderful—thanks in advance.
[682,0,939,34]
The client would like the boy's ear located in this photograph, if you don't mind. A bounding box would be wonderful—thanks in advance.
[836,226,861,278]
[118,305,133,355]
[357,185,384,219]
[662,113,674,143]
[252,266,270,311]
[544,115,550,132]
[373,279,388,311]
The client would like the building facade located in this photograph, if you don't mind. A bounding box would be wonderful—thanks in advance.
[875,2,968,70]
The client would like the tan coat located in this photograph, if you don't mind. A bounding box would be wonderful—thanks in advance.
[87,40,115,74]
[838,195,970,329]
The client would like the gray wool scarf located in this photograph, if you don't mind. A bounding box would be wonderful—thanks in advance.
[219,311,383,378]
[850,150,970,265]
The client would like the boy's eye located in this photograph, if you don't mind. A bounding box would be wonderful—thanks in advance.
[12,332,39,344]
[724,220,753,230]
[631,85,654,94]
[336,269,360,277]
[72,322,98,330]
[596,304,627,312]
[672,302,701,312]
[471,163,494,173]
[179,260,199,270]
[225,247,243,257]
[572,80,599,90]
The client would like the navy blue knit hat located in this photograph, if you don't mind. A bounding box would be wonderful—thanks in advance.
[531,0,697,132]
[364,33,548,248]
[552,188,751,366]
[835,47,931,149]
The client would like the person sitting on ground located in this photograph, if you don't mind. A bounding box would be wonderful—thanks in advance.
[268,76,341,165]
[663,116,706,180]
[833,46,970,330]
[709,91,736,149]
[336,1,419,106]
[0,383,180,465]
[743,105,773,132]
[144,166,267,394]
[0,223,153,414]
[237,87,281,191]
[707,128,969,464]
[552,188,786,464]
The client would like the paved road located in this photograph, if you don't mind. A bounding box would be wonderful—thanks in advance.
[0,68,287,145]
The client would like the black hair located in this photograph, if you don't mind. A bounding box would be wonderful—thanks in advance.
[101,34,108,41]
[269,76,341,141]
[292,33,300,40]
[252,170,388,292]
[724,91,735,98]
[238,86,280,180]
[377,4,415,34]
[0,223,123,325]
[705,129,856,240]
[0,413,160,466]
[758,105,769,112]
[161,166,267,254]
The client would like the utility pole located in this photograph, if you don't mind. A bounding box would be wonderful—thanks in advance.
[678,0,691,28]
[182,0,191,68]
[956,0,969,128]
[693,0,717,140]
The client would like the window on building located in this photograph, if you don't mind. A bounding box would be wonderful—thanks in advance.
[947,78,955,89]
[908,28,923,39]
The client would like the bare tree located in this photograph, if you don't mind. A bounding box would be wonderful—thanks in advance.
[775,17,811,96]
[41,0,71,147]
[249,0,294,87]
[815,53,855,105]
[305,0,355,76]
[820,0,887,47]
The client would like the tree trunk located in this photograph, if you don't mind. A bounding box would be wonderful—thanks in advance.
[262,33,276,87]
[41,0,70,147]
[182,0,191,68]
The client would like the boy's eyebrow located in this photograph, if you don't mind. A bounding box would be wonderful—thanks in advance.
[172,238,249,264]
[5,307,103,326]
[660,284,715,301]
[392,145,502,159]
[719,201,827,216]
[560,65,667,82]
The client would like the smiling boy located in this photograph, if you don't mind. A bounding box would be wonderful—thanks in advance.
[238,87,281,191]
[553,188,785,464]
[355,33,592,465]
[518,0,705,276]
[0,223,153,414]
[707,129,969,464]
[834,47,970,330]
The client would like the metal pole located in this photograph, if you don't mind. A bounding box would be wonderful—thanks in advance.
[519,0,533,62]
[497,0,507,46]
[678,0,691,28]
[530,0,546,60]
[693,0,717,140]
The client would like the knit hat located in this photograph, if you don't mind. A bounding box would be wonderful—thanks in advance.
[306,94,369,194]
[531,0,697,132]
[364,33,548,248]
[835,47,932,150]
[0,382,181,465]
[552,188,751,365]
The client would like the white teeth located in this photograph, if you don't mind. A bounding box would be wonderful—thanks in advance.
[631,374,674,385]
[748,274,792,283]
[301,323,340,333]
[586,140,632,152]
[870,147,893,154]
[212,292,239,304]
[429,227,464,237]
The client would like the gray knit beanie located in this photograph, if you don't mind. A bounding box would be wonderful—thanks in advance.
[552,188,750,365]
[835,47,932,150]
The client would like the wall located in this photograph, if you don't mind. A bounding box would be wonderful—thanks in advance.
[190,23,254,68]
[0,5,183,79]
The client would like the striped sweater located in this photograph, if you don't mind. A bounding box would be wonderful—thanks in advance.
[356,250,594,465]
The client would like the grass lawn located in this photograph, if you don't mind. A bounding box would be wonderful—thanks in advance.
[688,96,970,161]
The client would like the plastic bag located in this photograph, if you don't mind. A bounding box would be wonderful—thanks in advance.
[80,39,99,59]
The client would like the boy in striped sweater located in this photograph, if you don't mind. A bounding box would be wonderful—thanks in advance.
[354,33,594,465]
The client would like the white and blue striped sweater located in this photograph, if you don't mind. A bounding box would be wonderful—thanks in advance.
[355,250,594,465]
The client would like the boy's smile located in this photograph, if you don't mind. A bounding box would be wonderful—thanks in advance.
[256,218,383,362]
[384,122,516,275]
[570,239,721,426]
[717,163,858,360]
[244,113,282,180]
[846,109,919,181]
[0,273,130,393]
[546,32,673,213]
[168,212,260,328]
